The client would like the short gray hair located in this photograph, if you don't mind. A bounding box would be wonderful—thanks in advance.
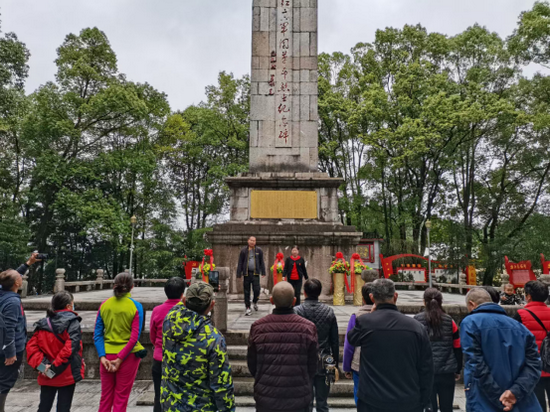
[370,278,396,303]
[465,288,491,306]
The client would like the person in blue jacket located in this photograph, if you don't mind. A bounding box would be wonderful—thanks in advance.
[0,269,27,412]
[461,288,542,412]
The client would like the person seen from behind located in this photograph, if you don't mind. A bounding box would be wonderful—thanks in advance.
[514,280,550,410]
[348,278,434,412]
[27,291,84,412]
[294,279,339,412]
[481,286,500,304]
[413,288,462,412]
[462,288,541,411]
[161,281,235,412]
[500,284,523,305]
[248,281,318,412]
[343,284,373,405]
[149,277,186,412]
[0,269,27,412]
[283,246,308,306]
[94,272,146,412]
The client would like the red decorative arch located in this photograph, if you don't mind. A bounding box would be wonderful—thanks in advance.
[380,254,439,278]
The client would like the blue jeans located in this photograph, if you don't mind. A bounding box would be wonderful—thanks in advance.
[353,371,360,405]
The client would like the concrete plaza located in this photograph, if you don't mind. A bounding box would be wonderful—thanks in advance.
[23,287,467,332]
[7,379,468,412]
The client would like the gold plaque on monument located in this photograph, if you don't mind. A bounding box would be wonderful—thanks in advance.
[250,191,318,219]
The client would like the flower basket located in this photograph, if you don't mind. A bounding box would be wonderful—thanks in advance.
[328,261,350,276]
[270,264,284,275]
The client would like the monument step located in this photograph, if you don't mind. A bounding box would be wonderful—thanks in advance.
[225,331,347,346]
[228,359,347,379]
[136,393,357,408]
[228,345,345,363]
[231,377,354,397]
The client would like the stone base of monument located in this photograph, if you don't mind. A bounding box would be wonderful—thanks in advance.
[209,222,361,300]
[209,173,362,300]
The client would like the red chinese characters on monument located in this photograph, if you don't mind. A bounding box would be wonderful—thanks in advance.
[276,0,292,145]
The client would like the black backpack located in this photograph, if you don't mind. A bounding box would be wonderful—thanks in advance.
[524,309,550,373]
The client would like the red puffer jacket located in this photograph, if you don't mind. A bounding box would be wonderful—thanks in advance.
[27,310,85,387]
[247,307,318,412]
[517,301,550,378]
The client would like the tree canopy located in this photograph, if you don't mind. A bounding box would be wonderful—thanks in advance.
[2,3,550,289]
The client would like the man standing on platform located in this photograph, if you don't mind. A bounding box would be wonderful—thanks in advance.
[237,236,266,316]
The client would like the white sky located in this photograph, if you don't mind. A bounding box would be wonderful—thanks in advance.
[1,0,542,112]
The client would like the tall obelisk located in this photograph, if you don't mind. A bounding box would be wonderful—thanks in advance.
[249,0,319,173]
[209,0,361,301]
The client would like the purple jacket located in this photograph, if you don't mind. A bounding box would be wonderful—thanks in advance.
[343,314,357,373]
[150,299,181,361]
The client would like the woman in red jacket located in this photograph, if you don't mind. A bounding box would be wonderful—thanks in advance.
[27,291,85,412]
[282,246,308,306]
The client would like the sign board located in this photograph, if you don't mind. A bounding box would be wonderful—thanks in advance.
[505,257,537,288]
[250,191,318,219]
[398,268,427,283]
[466,265,477,286]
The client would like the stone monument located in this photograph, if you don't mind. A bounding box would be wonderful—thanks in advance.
[208,0,362,300]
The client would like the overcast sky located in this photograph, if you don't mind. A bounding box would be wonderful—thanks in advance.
[1,0,541,111]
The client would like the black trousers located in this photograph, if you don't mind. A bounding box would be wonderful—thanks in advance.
[244,271,260,308]
[309,375,330,412]
[289,279,302,306]
[357,399,423,412]
[535,376,550,411]
[37,384,76,412]
[152,359,162,412]
[430,373,455,412]
[0,351,24,394]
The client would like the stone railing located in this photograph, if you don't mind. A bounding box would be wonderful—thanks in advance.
[392,282,503,293]
[27,269,230,333]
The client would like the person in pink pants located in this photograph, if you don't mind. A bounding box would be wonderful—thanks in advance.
[94,273,146,412]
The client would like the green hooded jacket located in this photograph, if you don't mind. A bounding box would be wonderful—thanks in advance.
[160,302,235,412]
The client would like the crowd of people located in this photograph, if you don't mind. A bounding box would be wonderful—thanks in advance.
[1,251,550,412]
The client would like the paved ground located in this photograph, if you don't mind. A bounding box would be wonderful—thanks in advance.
[24,288,466,331]
[7,380,467,411]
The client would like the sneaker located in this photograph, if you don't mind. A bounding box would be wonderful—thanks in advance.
[253,303,259,312]
[245,308,252,316]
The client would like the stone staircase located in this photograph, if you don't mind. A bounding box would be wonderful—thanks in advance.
[138,332,357,409]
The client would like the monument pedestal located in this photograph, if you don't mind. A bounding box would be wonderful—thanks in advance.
[208,172,362,300]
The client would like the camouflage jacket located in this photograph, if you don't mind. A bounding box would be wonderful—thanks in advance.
[160,303,235,412]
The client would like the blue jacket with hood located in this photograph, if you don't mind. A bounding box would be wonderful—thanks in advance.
[461,303,542,412]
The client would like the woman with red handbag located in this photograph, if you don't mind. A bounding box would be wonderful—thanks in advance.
[27,291,85,412]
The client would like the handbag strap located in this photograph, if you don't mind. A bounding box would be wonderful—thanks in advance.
[46,318,66,344]
[523,309,549,334]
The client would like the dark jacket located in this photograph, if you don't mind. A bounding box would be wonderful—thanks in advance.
[247,307,318,412]
[461,303,542,412]
[161,303,235,412]
[237,247,266,278]
[283,257,308,281]
[0,290,27,358]
[15,263,29,276]
[500,292,523,305]
[414,311,462,375]
[26,310,85,387]
[294,298,339,374]
[348,303,434,411]
[515,301,550,378]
